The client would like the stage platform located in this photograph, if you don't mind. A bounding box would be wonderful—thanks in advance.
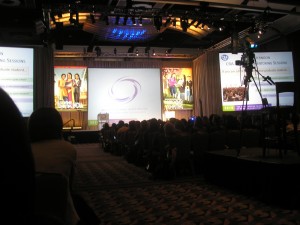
[62,129,100,143]
[202,148,300,209]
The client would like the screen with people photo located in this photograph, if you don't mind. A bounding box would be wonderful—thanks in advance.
[219,51,294,112]
[162,67,193,111]
[54,66,88,111]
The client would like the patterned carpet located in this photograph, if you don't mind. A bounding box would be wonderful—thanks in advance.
[73,143,300,225]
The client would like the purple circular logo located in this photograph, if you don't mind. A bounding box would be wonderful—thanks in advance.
[108,77,141,103]
[221,54,229,61]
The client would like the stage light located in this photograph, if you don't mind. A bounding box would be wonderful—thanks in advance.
[131,16,136,25]
[123,15,128,25]
[135,49,139,56]
[145,46,150,54]
[172,18,176,27]
[90,13,95,24]
[104,15,109,25]
[87,45,94,52]
[138,16,142,26]
[153,16,162,31]
[164,17,171,27]
[95,46,101,56]
[180,17,189,32]
[152,49,156,56]
[115,15,120,25]
[194,20,201,28]
[127,46,134,53]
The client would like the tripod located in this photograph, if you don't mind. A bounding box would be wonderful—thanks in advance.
[236,52,273,156]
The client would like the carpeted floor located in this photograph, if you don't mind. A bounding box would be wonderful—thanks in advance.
[73,143,300,225]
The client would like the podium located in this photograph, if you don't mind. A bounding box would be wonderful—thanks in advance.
[97,113,109,130]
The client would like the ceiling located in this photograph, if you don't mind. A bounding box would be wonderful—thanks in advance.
[1,0,300,55]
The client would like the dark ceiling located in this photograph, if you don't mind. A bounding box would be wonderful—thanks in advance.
[0,0,299,52]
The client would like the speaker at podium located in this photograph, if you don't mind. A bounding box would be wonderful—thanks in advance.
[98,113,109,130]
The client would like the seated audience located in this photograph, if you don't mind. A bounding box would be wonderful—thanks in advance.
[28,107,80,225]
[0,87,36,225]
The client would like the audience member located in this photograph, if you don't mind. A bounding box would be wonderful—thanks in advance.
[28,107,80,225]
[0,87,36,225]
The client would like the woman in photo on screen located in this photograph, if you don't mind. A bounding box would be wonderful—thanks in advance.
[168,73,177,98]
[72,73,81,108]
[65,73,74,108]
[58,73,68,108]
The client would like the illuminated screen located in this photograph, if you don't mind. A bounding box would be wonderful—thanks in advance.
[88,68,162,126]
[219,51,294,111]
[0,46,34,117]
[54,66,88,111]
[162,67,193,111]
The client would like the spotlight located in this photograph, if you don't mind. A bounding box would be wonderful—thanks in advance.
[90,13,95,24]
[152,49,156,56]
[145,46,150,54]
[135,49,139,56]
[194,20,201,28]
[123,15,128,25]
[172,18,176,27]
[164,17,171,27]
[153,16,162,31]
[138,16,142,26]
[87,45,94,52]
[104,15,109,25]
[115,15,120,25]
[127,46,134,53]
[131,16,136,25]
[95,46,101,56]
[69,12,79,25]
[180,17,189,32]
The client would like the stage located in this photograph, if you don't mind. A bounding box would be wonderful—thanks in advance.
[62,129,100,144]
[202,148,300,209]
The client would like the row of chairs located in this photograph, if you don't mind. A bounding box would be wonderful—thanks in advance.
[100,127,263,178]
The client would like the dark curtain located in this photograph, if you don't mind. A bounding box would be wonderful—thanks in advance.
[34,47,54,109]
[193,51,222,117]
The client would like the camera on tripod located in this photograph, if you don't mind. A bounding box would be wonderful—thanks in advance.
[235,50,255,68]
[235,36,257,68]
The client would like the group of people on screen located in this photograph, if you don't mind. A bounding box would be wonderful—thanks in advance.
[167,73,193,101]
[58,72,82,109]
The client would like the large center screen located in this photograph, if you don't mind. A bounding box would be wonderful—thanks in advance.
[219,51,294,111]
[88,68,162,125]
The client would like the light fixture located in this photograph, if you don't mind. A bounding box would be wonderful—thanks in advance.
[180,17,189,32]
[152,49,156,56]
[164,17,171,27]
[145,46,150,54]
[138,16,142,26]
[123,15,128,25]
[135,49,139,56]
[153,16,162,31]
[95,46,101,56]
[172,18,176,27]
[115,15,120,25]
[104,15,109,25]
[87,45,94,52]
[90,13,95,24]
[127,46,134,53]
[69,12,78,25]
[131,16,136,25]
[194,19,201,28]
